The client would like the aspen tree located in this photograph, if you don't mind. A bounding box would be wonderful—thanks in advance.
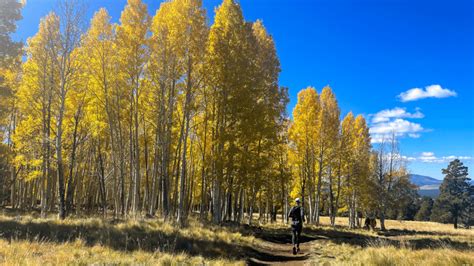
[115,0,150,216]
[289,87,319,220]
[14,13,60,217]
[317,87,340,226]
[313,86,340,225]
[205,0,252,223]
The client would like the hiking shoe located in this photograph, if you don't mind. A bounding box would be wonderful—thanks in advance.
[292,247,297,255]
[296,247,300,253]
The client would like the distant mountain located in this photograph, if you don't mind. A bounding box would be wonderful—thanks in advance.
[409,174,442,187]
[408,174,473,198]
[409,174,442,198]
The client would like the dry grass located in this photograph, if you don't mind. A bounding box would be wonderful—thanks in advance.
[0,213,251,265]
[310,241,474,266]
[350,247,474,266]
[0,211,472,265]
[305,217,474,265]
[318,216,473,235]
[0,238,242,265]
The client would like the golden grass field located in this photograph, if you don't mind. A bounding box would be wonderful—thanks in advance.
[0,210,472,265]
[307,217,474,266]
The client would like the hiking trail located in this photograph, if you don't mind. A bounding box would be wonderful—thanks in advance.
[244,226,332,265]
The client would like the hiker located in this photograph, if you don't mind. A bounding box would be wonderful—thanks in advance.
[288,198,305,255]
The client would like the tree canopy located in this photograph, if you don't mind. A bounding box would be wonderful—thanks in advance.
[1,0,464,231]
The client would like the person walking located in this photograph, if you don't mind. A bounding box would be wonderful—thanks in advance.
[288,198,305,255]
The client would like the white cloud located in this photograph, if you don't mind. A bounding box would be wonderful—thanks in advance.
[370,118,424,143]
[370,119,423,134]
[411,152,473,163]
[371,107,424,123]
[370,134,386,144]
[370,107,428,143]
[398,85,457,102]
[420,152,438,162]
[441,155,472,161]
[401,155,417,162]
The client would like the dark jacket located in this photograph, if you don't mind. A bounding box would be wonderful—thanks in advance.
[288,205,305,226]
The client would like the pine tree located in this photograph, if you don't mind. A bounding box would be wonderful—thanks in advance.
[415,197,433,221]
[431,159,472,228]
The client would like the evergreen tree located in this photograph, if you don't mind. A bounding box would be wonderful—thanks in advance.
[431,159,472,228]
[415,197,433,221]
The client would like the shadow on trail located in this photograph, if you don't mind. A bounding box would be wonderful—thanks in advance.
[0,218,310,264]
[236,224,472,252]
[236,225,373,247]
[0,213,471,264]
[252,227,321,244]
[0,219,244,259]
[246,249,309,265]
[0,215,316,264]
[302,227,386,247]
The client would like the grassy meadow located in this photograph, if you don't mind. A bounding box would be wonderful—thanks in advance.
[306,217,474,266]
[0,210,472,265]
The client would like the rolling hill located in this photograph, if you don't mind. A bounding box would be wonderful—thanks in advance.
[409,174,442,186]
[409,174,442,198]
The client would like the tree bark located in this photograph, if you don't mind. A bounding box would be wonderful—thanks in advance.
[66,108,81,215]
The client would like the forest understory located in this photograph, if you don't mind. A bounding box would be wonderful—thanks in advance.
[0,209,472,265]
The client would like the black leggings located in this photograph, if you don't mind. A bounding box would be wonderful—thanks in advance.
[291,225,302,247]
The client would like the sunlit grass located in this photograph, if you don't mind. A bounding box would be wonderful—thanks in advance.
[317,216,473,238]
[308,216,474,265]
[0,212,472,265]
[348,247,474,266]
[0,238,242,265]
[0,213,249,265]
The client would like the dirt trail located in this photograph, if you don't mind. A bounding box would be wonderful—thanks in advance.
[243,225,371,265]
[247,240,312,265]
[245,227,325,265]
[238,222,474,265]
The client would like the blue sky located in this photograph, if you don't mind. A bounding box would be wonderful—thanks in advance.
[13,0,474,179]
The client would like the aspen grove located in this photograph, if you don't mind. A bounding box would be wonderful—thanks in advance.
[1,0,396,227]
